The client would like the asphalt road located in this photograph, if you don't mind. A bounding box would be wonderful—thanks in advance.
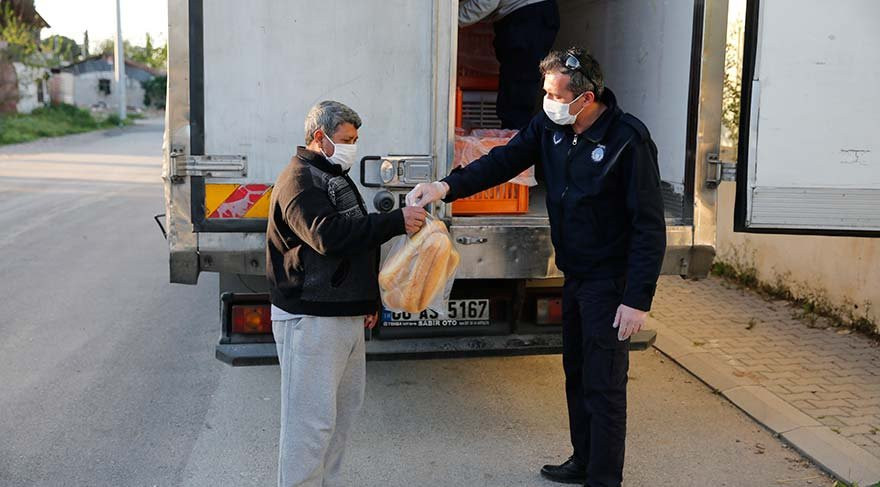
[0,120,830,487]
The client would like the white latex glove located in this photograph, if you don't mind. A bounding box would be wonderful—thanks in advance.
[613,304,648,341]
[406,181,449,208]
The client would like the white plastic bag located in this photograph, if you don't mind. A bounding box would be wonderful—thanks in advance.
[454,129,538,187]
[378,215,459,316]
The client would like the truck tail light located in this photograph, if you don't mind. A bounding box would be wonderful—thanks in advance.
[536,297,563,325]
[231,304,271,334]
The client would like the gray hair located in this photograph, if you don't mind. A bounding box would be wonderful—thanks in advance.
[303,100,362,145]
[539,48,604,98]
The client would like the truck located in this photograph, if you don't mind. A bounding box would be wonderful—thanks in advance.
[161,0,879,365]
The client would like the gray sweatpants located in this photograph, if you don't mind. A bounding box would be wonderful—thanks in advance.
[272,315,366,487]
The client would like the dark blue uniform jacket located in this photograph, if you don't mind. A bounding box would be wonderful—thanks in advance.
[442,88,666,311]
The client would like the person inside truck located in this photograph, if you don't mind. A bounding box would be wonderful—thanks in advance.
[265,100,427,487]
[406,48,666,487]
[459,0,560,129]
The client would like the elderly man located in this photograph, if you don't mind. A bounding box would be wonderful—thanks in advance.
[266,100,426,487]
[408,49,666,487]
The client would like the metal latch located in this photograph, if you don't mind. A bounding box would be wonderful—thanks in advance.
[170,152,248,178]
[361,155,433,188]
[705,153,736,188]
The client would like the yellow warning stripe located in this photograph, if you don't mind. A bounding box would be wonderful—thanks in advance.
[244,188,272,218]
[204,183,273,219]
[204,184,239,216]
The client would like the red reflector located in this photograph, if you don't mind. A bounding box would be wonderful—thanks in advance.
[231,304,272,334]
[536,297,563,325]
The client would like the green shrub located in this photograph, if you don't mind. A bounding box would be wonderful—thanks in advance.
[142,75,167,109]
[105,114,122,126]
[0,103,134,145]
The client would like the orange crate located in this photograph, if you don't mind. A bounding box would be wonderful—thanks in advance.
[452,183,529,215]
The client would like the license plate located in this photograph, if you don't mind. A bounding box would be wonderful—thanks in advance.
[382,299,490,328]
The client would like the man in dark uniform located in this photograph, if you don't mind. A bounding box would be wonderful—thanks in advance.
[407,48,666,487]
[459,0,560,129]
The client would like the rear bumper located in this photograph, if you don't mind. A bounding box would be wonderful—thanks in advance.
[215,330,657,366]
[215,343,279,366]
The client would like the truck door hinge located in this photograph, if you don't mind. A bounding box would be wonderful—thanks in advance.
[705,152,737,188]
[170,152,248,179]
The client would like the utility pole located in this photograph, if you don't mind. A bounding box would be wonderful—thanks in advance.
[114,0,126,121]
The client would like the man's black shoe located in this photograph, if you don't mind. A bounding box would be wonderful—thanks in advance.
[540,456,586,484]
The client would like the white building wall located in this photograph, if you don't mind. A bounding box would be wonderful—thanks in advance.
[72,71,148,111]
[13,62,50,114]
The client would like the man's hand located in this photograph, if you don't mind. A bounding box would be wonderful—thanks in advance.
[364,312,379,330]
[406,181,449,208]
[613,304,648,341]
[402,206,427,235]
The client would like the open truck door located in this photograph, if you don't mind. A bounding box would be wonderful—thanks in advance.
[734,0,880,236]
[163,0,453,286]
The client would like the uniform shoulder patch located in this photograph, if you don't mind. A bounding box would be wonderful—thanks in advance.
[620,113,650,141]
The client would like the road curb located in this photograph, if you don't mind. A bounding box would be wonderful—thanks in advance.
[648,317,880,486]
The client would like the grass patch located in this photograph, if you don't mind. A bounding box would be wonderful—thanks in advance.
[0,104,135,145]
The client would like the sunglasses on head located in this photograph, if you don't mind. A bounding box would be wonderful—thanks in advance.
[564,50,599,96]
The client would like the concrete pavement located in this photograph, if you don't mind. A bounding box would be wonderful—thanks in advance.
[179,350,831,487]
[651,275,880,486]
[0,119,223,486]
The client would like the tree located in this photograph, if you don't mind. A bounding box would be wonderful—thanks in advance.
[41,35,81,67]
[96,35,167,71]
[721,19,744,148]
[142,74,166,108]
[83,30,89,56]
[1,2,43,111]
[150,42,167,70]
[97,38,117,56]
[129,33,167,70]
[0,3,39,60]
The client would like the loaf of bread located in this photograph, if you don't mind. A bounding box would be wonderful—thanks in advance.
[377,219,442,290]
[379,218,460,313]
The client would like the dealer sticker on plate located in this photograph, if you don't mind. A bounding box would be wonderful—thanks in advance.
[382,299,490,327]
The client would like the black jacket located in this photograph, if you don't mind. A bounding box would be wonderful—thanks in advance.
[266,147,406,316]
[442,89,666,311]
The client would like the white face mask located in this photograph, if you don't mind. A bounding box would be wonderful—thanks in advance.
[320,134,358,172]
[543,93,585,125]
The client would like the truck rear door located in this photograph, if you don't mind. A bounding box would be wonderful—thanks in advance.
[165,0,455,282]
[734,0,880,236]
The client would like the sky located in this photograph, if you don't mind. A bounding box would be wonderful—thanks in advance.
[34,0,168,47]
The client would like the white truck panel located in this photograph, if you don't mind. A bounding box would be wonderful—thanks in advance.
[743,0,880,231]
[555,0,696,193]
[202,0,440,183]
[752,0,879,188]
